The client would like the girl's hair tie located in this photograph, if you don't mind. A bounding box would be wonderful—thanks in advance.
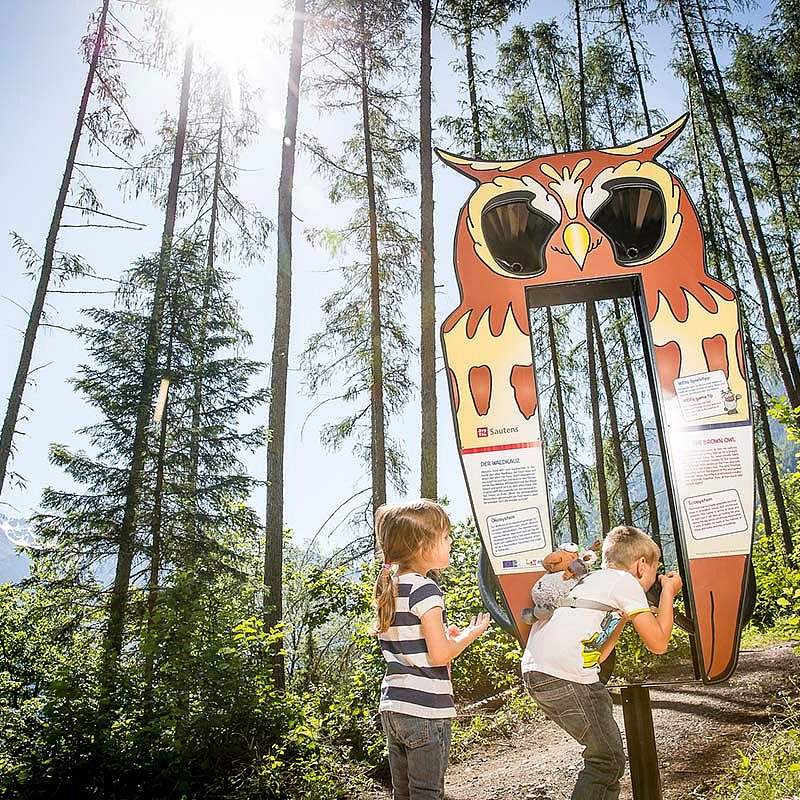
[382,563,392,571]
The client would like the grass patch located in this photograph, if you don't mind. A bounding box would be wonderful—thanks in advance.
[701,690,800,800]
[741,623,797,650]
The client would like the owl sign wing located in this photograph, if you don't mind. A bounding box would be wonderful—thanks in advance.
[438,117,754,684]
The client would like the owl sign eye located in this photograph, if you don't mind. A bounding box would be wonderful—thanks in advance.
[481,192,559,276]
[588,179,666,264]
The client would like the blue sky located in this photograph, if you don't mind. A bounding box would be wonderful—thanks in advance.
[0,0,471,568]
[0,0,771,578]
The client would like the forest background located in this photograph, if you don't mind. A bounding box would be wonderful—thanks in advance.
[2,0,800,798]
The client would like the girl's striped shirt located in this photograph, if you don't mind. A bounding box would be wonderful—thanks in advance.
[377,572,455,719]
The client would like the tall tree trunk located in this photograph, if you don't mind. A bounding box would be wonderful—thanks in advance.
[676,0,799,407]
[586,303,610,534]
[720,217,793,554]
[465,29,482,157]
[102,42,194,693]
[593,310,632,523]
[188,108,224,543]
[265,0,305,691]
[613,300,659,541]
[688,80,715,238]
[0,1,110,497]
[749,348,793,555]
[143,278,179,704]
[549,50,571,150]
[359,1,387,526]
[525,50,557,150]
[602,89,616,146]
[574,0,587,148]
[691,96,790,551]
[753,447,773,542]
[616,0,652,134]
[546,307,578,542]
[419,0,437,500]
[763,136,800,314]
[710,188,794,557]
[691,0,800,397]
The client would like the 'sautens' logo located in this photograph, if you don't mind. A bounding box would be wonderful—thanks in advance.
[476,425,519,438]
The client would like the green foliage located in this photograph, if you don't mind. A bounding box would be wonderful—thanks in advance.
[609,617,692,684]
[316,629,388,773]
[0,570,371,800]
[300,0,417,494]
[749,527,800,630]
[706,691,800,800]
[438,519,522,699]
[283,535,372,692]
[748,401,800,638]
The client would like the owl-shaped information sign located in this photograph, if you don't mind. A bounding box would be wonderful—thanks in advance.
[437,117,753,684]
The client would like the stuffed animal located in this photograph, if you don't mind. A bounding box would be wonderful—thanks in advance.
[521,541,601,624]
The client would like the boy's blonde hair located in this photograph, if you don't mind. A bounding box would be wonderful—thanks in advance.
[370,499,450,635]
[602,525,660,570]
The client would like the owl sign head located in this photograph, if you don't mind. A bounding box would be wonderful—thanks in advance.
[438,117,754,685]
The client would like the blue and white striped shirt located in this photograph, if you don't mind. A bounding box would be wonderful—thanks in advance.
[378,573,455,719]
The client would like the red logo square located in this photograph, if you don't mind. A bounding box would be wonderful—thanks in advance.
[477,427,488,438]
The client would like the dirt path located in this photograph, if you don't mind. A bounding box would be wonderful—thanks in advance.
[363,642,799,799]
[445,643,799,800]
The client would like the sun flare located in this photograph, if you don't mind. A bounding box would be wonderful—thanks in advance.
[166,0,286,106]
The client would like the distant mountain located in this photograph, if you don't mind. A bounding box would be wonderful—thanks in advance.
[0,513,32,582]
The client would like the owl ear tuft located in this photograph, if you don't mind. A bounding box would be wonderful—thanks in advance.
[603,115,689,160]
[435,148,529,181]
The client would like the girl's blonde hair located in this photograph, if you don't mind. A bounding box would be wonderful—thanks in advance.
[370,499,450,635]
[602,525,661,570]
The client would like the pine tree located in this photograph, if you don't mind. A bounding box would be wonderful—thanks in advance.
[264,0,308,692]
[1,1,139,496]
[36,239,266,699]
[419,0,437,500]
[438,0,529,156]
[302,0,416,540]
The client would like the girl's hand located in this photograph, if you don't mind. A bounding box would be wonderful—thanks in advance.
[463,612,491,641]
[422,610,491,666]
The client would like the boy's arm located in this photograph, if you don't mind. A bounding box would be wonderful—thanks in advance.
[631,572,683,654]
[598,614,629,663]
[420,609,490,666]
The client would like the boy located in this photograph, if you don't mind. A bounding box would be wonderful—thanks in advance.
[522,525,682,800]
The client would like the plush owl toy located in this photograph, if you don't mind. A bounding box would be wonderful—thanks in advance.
[522,542,601,623]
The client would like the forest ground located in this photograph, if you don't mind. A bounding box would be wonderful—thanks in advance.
[363,641,800,800]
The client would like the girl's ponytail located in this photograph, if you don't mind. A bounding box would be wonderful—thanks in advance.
[371,564,396,635]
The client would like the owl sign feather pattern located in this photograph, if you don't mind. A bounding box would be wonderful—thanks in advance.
[437,116,754,684]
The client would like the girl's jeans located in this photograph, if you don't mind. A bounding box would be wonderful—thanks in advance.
[523,671,626,800]
[380,711,452,800]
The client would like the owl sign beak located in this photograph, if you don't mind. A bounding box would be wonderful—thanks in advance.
[563,222,591,269]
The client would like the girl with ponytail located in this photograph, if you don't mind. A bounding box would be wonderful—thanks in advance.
[372,499,490,800]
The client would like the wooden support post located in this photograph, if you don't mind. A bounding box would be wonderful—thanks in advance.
[620,685,662,800]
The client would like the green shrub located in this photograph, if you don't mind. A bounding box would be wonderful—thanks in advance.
[707,690,800,800]
[438,519,523,700]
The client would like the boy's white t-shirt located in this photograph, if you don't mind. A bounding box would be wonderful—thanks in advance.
[521,568,651,684]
